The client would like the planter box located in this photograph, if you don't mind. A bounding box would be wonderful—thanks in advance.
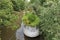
[23,25,39,37]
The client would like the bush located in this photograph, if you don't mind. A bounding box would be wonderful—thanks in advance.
[22,11,40,27]
[29,0,60,40]
[0,0,13,11]
[11,0,25,11]
[37,1,60,40]
[0,0,19,30]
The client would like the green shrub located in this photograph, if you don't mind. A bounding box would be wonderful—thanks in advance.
[29,0,60,40]
[0,0,13,11]
[0,0,19,30]
[37,1,60,40]
[11,0,25,11]
[22,11,40,27]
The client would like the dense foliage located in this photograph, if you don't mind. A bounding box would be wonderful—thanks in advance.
[39,3,60,40]
[11,0,25,11]
[0,0,19,30]
[22,11,40,27]
[29,0,60,40]
[0,0,60,40]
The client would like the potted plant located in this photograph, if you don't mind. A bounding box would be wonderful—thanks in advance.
[22,11,40,37]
